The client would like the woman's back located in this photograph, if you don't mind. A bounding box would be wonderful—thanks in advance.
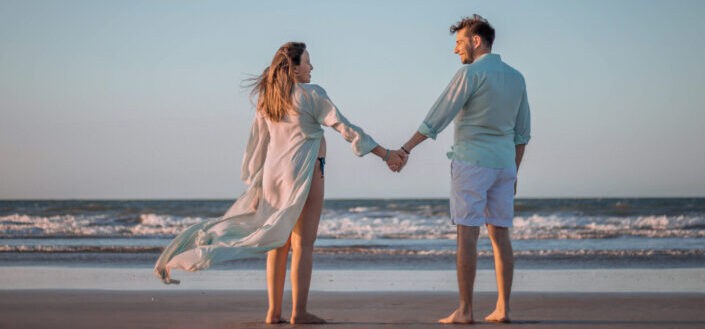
[264,84,325,146]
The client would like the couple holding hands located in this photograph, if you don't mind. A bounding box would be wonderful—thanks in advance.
[155,14,530,325]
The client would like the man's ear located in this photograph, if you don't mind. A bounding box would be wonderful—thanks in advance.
[471,35,483,48]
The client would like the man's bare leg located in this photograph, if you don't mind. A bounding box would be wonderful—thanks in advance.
[289,163,326,324]
[439,225,480,324]
[484,224,513,323]
[265,238,291,324]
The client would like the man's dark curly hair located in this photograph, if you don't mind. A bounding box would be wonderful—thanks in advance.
[450,14,495,48]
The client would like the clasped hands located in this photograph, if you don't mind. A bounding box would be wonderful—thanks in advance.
[385,149,409,172]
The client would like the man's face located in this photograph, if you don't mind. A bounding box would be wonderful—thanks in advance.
[454,28,475,64]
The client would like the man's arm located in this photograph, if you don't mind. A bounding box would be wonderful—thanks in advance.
[402,132,428,154]
[513,83,531,194]
[403,67,472,154]
[513,88,531,170]
[399,68,474,160]
[515,144,526,171]
[514,144,526,195]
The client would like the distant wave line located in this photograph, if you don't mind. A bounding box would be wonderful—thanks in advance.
[2,245,703,258]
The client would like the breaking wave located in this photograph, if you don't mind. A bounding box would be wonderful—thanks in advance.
[2,212,704,240]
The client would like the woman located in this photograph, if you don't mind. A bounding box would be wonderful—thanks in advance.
[154,42,405,324]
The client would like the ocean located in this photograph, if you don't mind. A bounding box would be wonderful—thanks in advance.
[1,198,704,271]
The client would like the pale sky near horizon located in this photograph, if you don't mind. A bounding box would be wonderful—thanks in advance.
[1,0,704,199]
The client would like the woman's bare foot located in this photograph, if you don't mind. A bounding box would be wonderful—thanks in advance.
[438,308,474,324]
[484,308,510,323]
[265,311,286,324]
[290,312,326,324]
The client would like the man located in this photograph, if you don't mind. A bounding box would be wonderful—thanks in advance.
[398,14,531,324]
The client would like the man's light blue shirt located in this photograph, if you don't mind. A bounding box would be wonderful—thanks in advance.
[419,54,531,169]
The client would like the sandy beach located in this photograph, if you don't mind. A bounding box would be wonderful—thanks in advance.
[2,200,703,329]
[2,267,704,292]
[1,290,703,329]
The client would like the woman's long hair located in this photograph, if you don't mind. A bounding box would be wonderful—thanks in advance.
[248,42,307,122]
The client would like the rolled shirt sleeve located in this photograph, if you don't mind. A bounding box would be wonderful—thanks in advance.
[418,66,474,139]
[310,85,378,156]
[513,89,531,145]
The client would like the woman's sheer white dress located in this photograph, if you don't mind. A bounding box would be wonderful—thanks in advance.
[154,84,378,283]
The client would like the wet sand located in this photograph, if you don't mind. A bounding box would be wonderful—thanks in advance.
[1,290,703,329]
[2,267,703,292]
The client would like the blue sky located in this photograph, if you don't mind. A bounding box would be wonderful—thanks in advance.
[1,0,704,199]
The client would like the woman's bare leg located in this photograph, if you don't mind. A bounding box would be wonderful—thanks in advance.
[289,161,325,324]
[266,238,291,324]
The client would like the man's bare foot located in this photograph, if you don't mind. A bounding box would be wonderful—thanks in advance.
[438,308,474,324]
[484,308,510,323]
[265,311,286,324]
[290,312,326,324]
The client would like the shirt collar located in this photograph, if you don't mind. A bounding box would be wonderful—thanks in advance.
[473,53,498,64]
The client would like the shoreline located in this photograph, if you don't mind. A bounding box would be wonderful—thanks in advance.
[2,266,703,292]
[1,290,704,329]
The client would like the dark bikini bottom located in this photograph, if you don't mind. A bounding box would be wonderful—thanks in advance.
[317,157,325,178]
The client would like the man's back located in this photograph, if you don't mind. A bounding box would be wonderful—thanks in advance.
[453,53,530,168]
[419,53,531,169]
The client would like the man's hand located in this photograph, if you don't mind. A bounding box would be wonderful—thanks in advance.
[386,149,408,172]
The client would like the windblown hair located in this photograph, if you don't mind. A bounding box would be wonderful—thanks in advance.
[450,14,495,48]
[248,42,307,122]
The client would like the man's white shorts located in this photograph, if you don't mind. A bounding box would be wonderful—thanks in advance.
[450,160,517,227]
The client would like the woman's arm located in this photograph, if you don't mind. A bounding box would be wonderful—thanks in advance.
[310,85,377,156]
[309,84,406,171]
